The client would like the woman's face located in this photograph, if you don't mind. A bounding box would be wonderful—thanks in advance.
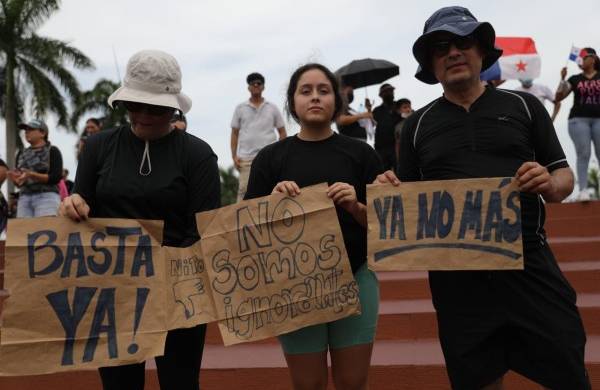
[125,102,175,139]
[85,120,100,135]
[581,55,597,72]
[293,69,335,127]
[24,128,45,145]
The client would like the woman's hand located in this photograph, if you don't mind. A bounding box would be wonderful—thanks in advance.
[272,181,301,197]
[59,194,90,222]
[327,182,358,214]
[328,182,367,227]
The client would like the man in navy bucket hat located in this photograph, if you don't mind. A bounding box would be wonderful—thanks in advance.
[375,6,591,390]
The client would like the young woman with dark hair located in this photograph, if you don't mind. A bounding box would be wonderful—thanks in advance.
[556,47,600,201]
[244,63,383,390]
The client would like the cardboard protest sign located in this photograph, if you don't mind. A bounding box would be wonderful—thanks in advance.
[163,244,217,329]
[0,218,167,375]
[368,178,523,271]
[196,183,360,346]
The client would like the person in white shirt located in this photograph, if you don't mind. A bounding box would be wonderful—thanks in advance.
[515,79,561,122]
[230,72,286,201]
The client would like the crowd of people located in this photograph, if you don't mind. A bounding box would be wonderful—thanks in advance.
[0,5,597,390]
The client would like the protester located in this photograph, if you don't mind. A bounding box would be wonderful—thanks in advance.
[60,49,220,390]
[8,119,63,218]
[171,112,187,131]
[0,158,7,232]
[0,158,7,186]
[77,117,102,160]
[335,84,374,142]
[231,72,286,201]
[373,83,402,171]
[515,79,561,121]
[394,98,413,172]
[555,47,600,201]
[377,6,590,389]
[62,169,74,194]
[245,63,382,390]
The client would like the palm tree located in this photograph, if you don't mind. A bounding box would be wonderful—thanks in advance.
[220,166,239,206]
[70,78,128,132]
[0,0,93,170]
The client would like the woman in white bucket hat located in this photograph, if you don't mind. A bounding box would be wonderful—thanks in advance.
[60,50,220,390]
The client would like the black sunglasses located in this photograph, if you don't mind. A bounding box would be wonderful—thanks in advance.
[122,101,174,116]
[430,35,478,57]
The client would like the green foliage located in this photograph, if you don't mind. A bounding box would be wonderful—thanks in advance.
[71,78,128,131]
[1,0,94,173]
[219,166,239,207]
[588,167,599,199]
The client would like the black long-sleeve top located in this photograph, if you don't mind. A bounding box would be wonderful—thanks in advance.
[74,125,220,247]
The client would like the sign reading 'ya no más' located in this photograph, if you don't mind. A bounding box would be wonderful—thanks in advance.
[367,178,524,271]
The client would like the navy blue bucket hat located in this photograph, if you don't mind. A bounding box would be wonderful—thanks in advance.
[413,6,503,84]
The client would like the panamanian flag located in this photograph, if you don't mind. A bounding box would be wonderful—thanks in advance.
[480,37,541,81]
[569,46,590,66]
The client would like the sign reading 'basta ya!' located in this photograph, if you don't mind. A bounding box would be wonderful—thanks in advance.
[367,178,524,271]
[0,183,359,375]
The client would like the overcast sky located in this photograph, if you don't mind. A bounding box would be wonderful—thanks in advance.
[1,0,600,195]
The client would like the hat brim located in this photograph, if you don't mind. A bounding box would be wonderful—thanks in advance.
[412,22,502,85]
[108,86,192,114]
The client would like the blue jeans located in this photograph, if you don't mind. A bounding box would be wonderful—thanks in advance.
[568,117,600,190]
[16,192,60,218]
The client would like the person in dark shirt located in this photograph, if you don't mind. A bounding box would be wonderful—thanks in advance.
[245,63,383,390]
[0,158,7,231]
[372,83,402,171]
[556,47,600,201]
[335,84,373,142]
[60,50,220,390]
[376,6,590,390]
[8,119,63,218]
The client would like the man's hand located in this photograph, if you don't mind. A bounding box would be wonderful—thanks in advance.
[59,194,90,222]
[516,162,555,198]
[373,170,401,185]
[233,156,242,170]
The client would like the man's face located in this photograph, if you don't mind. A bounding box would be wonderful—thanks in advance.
[379,88,394,103]
[399,103,412,116]
[429,33,483,87]
[248,80,265,96]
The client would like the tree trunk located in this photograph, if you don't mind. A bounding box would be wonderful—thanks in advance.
[4,56,18,193]
[4,55,18,193]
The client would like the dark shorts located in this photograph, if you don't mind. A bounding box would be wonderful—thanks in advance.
[429,245,590,390]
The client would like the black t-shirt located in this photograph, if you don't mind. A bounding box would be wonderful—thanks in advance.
[74,126,220,247]
[337,109,367,140]
[567,73,600,118]
[399,87,569,250]
[373,103,402,151]
[244,133,383,273]
[16,144,63,194]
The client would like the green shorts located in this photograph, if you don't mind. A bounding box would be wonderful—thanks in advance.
[278,263,379,354]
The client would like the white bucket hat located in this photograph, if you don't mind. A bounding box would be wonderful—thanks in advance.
[108,50,192,113]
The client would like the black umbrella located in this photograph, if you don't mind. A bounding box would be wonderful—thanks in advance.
[335,58,400,89]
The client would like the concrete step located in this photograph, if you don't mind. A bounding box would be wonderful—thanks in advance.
[545,216,600,237]
[549,237,600,262]
[377,261,600,301]
[203,293,600,345]
[1,338,598,389]
[545,200,600,220]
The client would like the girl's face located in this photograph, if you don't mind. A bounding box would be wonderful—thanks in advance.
[24,128,45,145]
[293,69,335,127]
